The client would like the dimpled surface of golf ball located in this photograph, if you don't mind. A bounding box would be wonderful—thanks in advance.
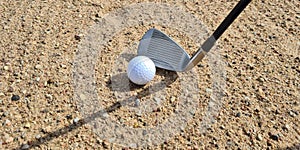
[127,56,156,85]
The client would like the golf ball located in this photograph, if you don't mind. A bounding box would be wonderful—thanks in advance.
[127,56,156,85]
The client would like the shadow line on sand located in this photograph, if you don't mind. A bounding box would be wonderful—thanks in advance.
[18,69,178,149]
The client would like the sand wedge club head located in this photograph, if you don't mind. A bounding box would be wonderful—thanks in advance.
[138,0,251,72]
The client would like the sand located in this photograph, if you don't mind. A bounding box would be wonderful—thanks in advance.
[0,0,299,149]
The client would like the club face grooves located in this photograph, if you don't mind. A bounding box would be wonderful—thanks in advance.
[137,29,190,71]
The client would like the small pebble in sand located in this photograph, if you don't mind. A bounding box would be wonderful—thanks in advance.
[102,113,109,118]
[75,34,84,41]
[135,110,142,117]
[11,95,20,101]
[21,132,26,139]
[24,122,31,128]
[35,64,43,70]
[35,134,41,139]
[3,66,9,71]
[236,112,241,117]
[41,126,52,133]
[170,96,176,102]
[73,118,80,124]
[0,92,5,97]
[60,64,67,68]
[206,88,213,93]
[21,144,30,149]
[66,114,73,120]
[4,119,11,126]
[256,134,263,141]
[45,94,53,100]
[154,97,161,104]
[283,124,290,131]
[3,111,9,117]
[135,99,140,107]
[269,133,279,141]
[35,77,40,82]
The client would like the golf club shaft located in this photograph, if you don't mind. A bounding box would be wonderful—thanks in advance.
[213,0,252,40]
[186,0,251,71]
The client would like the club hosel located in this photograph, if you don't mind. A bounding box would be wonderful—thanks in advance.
[185,50,207,71]
[185,36,216,71]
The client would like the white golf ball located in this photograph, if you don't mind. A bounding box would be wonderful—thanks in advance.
[127,56,156,85]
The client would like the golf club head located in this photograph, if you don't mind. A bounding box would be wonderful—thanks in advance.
[137,28,190,72]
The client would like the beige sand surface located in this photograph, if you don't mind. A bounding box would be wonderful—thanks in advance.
[0,0,299,149]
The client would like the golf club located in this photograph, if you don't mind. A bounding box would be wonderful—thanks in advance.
[137,0,251,72]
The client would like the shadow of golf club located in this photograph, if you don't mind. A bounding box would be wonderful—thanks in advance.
[18,69,178,150]
[277,143,300,150]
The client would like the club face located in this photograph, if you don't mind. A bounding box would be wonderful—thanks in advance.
[137,29,190,72]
